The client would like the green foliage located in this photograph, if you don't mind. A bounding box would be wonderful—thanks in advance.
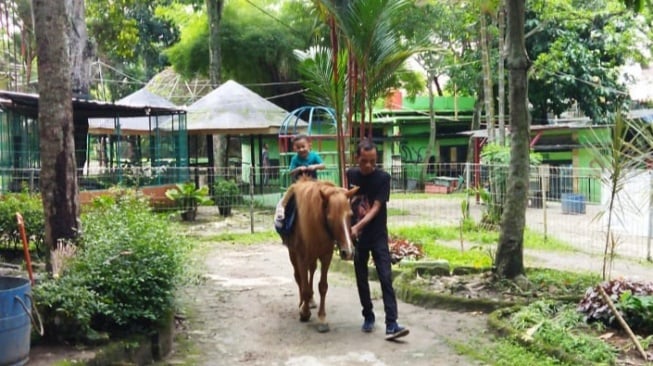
[392,225,492,267]
[163,0,309,108]
[213,179,241,217]
[508,301,617,364]
[296,46,348,110]
[390,224,575,264]
[32,274,102,342]
[34,191,189,342]
[197,231,275,245]
[86,0,179,99]
[524,268,600,295]
[0,191,44,251]
[162,9,209,78]
[75,195,188,335]
[618,292,653,333]
[526,0,643,123]
[452,336,575,366]
[213,179,241,207]
[478,143,542,225]
[166,182,212,220]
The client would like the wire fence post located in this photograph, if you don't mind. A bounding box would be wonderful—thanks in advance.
[465,161,471,210]
[540,165,549,241]
[249,167,255,234]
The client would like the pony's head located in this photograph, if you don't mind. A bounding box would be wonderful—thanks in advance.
[320,184,359,260]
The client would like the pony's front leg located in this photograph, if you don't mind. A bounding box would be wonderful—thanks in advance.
[316,256,333,333]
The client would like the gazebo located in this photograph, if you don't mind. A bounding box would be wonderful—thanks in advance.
[184,80,292,190]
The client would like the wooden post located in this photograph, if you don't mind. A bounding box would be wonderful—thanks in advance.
[598,286,650,361]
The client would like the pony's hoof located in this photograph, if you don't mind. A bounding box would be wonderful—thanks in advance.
[317,323,330,333]
[299,313,311,322]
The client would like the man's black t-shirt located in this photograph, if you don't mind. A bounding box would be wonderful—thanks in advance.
[346,167,390,246]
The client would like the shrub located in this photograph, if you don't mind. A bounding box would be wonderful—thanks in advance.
[0,191,44,251]
[33,274,103,343]
[618,292,653,334]
[213,179,241,216]
[75,194,189,334]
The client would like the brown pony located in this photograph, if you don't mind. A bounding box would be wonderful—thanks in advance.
[282,177,358,333]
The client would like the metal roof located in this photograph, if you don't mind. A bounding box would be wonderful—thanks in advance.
[0,90,185,121]
[87,88,182,134]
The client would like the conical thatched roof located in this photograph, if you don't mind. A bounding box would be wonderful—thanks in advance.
[185,79,290,135]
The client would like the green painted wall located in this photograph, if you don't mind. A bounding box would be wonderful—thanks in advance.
[538,151,572,162]
[377,95,476,112]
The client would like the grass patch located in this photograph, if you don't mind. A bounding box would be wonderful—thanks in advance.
[525,268,599,294]
[390,224,576,252]
[198,230,276,245]
[452,336,574,366]
[388,207,410,216]
[508,301,617,364]
[392,192,467,200]
[421,241,491,268]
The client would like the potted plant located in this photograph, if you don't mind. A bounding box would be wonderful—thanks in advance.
[165,182,213,221]
[213,179,240,217]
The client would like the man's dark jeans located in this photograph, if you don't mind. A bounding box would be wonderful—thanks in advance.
[353,240,398,324]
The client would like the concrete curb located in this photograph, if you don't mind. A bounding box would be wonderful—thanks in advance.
[42,312,174,366]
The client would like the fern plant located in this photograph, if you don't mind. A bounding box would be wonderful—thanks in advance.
[165,182,212,221]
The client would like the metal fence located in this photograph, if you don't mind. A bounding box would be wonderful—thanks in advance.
[2,162,652,262]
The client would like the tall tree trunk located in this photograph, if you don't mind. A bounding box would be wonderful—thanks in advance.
[67,0,92,98]
[207,0,227,169]
[67,0,93,171]
[33,0,80,254]
[496,0,530,279]
[480,13,495,141]
[207,0,223,88]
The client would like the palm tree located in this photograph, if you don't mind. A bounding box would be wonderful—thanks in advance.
[303,0,426,187]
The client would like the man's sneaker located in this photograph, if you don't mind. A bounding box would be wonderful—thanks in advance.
[385,323,409,340]
[361,317,375,333]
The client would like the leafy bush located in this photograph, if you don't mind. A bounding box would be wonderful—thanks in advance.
[213,179,241,216]
[34,193,190,341]
[33,274,103,342]
[618,292,653,334]
[0,191,44,251]
[76,194,189,334]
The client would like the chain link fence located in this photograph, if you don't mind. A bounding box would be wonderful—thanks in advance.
[2,162,652,262]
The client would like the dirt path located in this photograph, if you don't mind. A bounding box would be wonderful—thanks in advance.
[163,242,486,366]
